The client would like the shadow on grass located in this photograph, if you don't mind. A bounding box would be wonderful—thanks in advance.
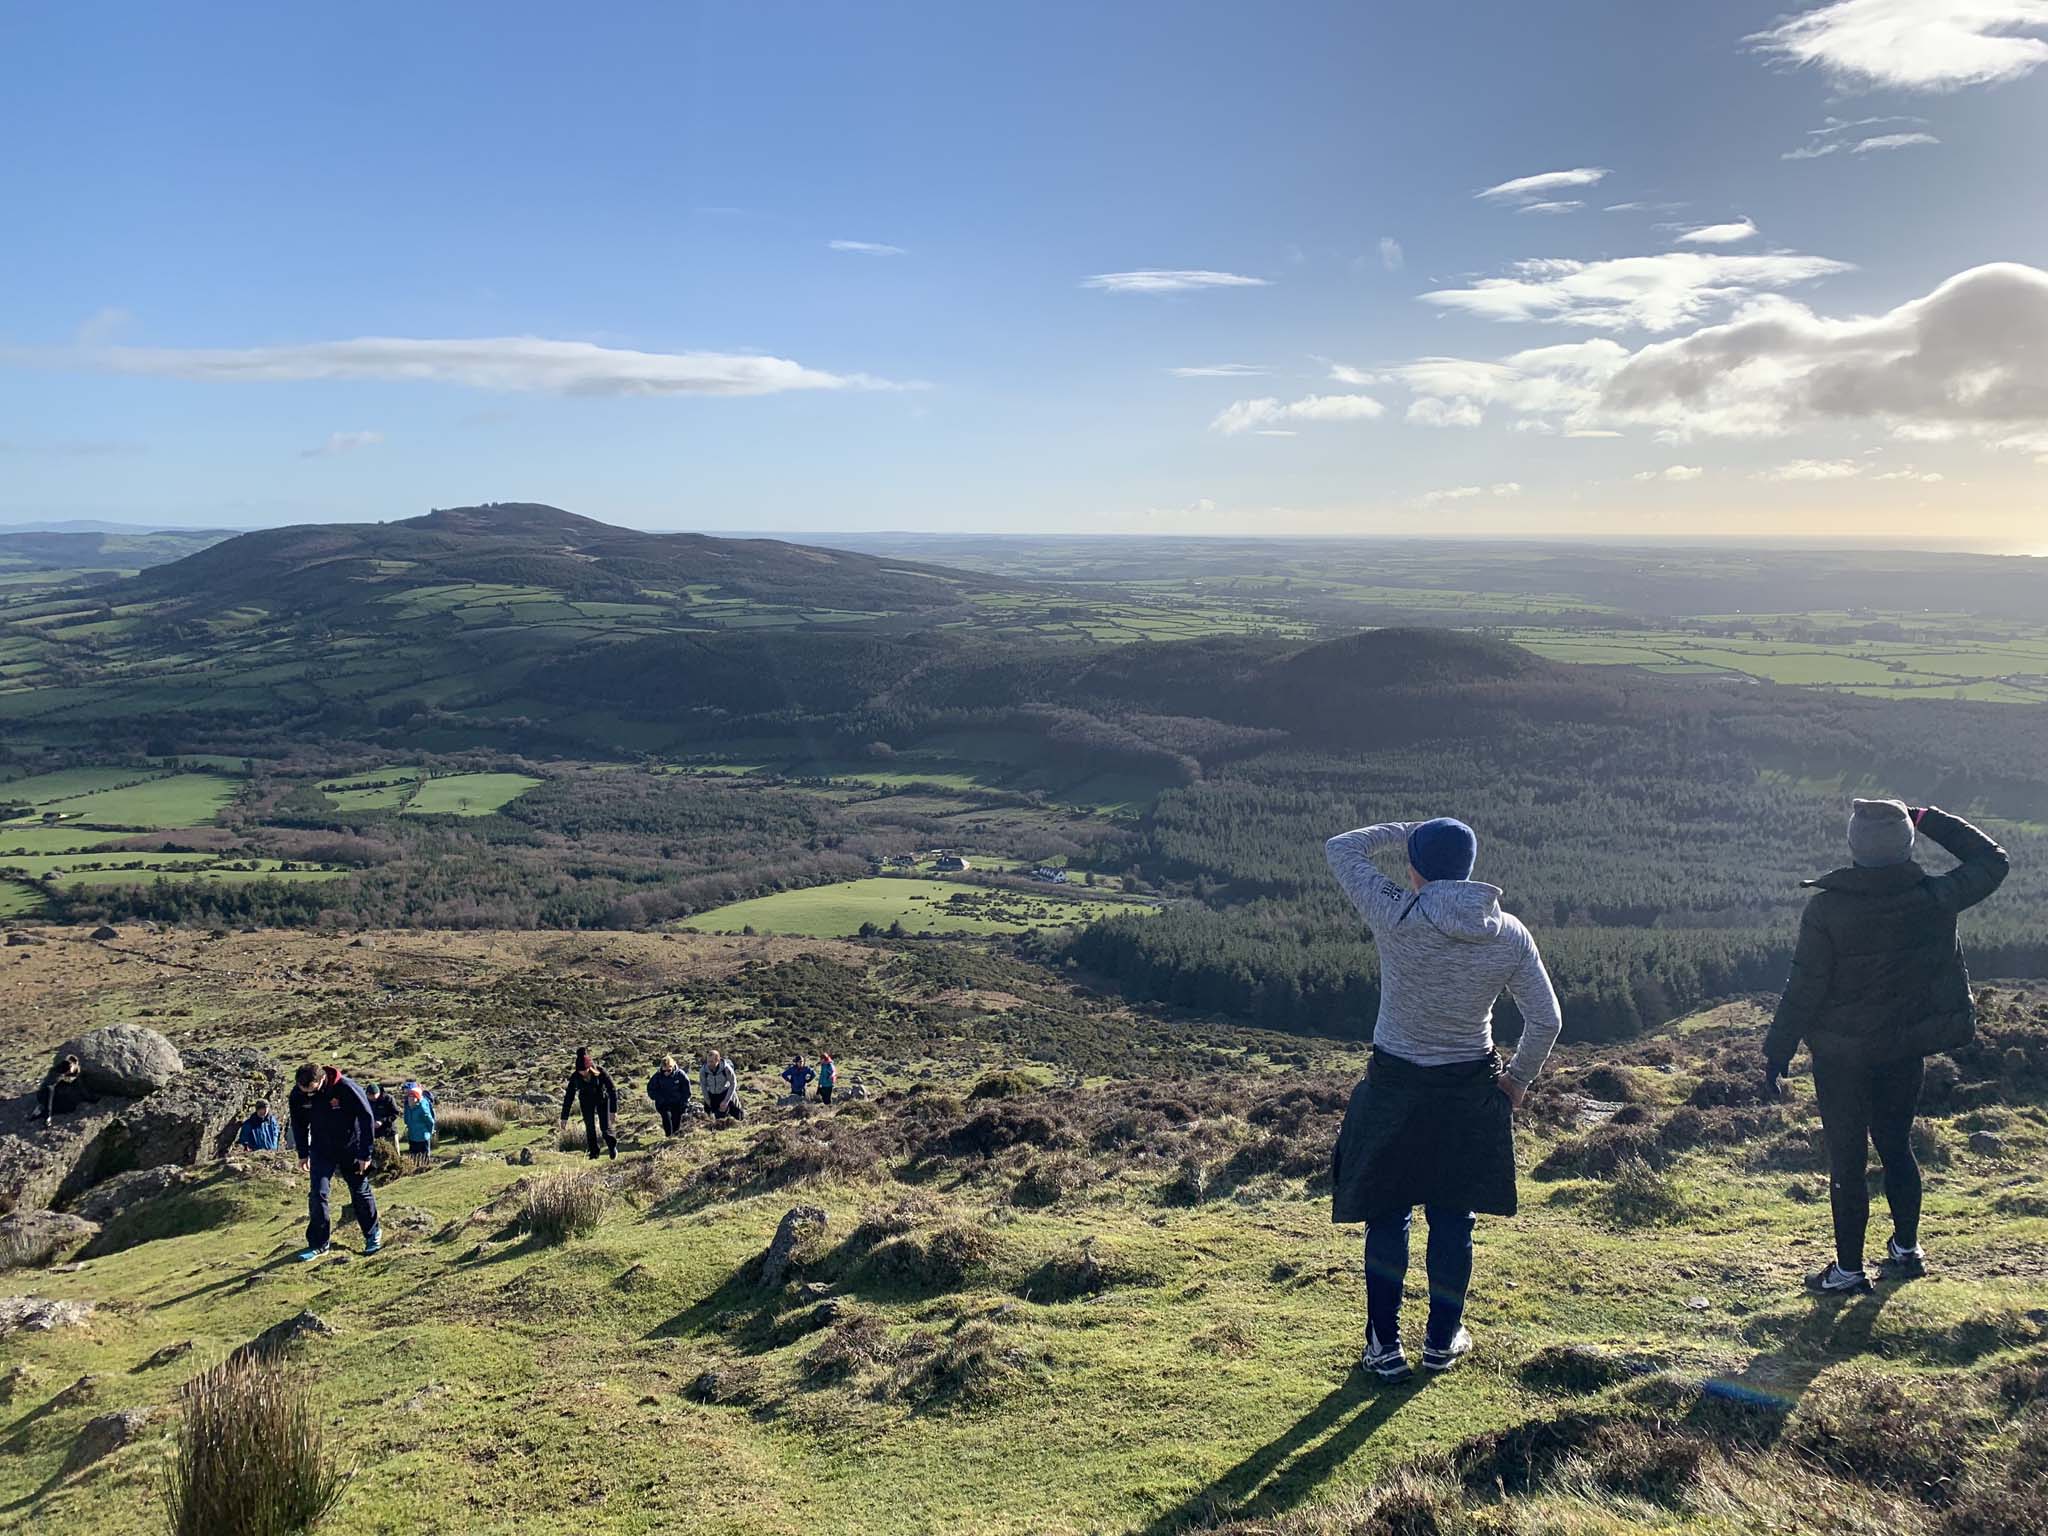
[1139,1371,1418,1534]
[1712,1285,1899,1425]
[149,1248,310,1310]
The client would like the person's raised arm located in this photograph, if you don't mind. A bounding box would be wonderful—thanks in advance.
[1324,822,1420,933]
[1502,928,1562,1096]
[1914,806,2009,915]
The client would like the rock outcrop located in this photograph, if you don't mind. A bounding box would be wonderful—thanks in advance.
[0,1296,96,1336]
[61,1407,156,1475]
[0,1209,100,1268]
[760,1204,828,1290]
[59,1025,183,1097]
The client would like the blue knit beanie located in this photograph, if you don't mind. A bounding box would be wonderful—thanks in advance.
[1407,818,1478,882]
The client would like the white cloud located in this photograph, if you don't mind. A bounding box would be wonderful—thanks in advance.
[1874,467,1946,481]
[1604,200,1688,214]
[1169,363,1270,377]
[1565,428,1623,438]
[76,307,133,346]
[1598,262,2048,443]
[1750,1,2048,92]
[1759,458,1863,480]
[1210,393,1385,435]
[1255,429,1298,437]
[1406,396,1485,428]
[1418,481,1522,506]
[828,239,906,256]
[1516,200,1585,216]
[1634,464,1704,480]
[1420,251,1851,331]
[1676,218,1758,245]
[1326,361,1376,386]
[13,335,898,397]
[1855,131,1942,151]
[1477,167,1610,204]
[302,429,383,458]
[1783,115,1944,158]
[1082,270,1269,293]
[1378,237,1404,272]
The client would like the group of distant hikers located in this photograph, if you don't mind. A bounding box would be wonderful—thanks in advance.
[25,798,2008,1383]
[191,1046,840,1261]
[1327,801,2008,1382]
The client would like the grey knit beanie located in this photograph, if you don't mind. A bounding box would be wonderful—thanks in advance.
[1848,798,1915,868]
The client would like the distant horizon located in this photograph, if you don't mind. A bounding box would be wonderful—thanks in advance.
[4,4,2046,542]
[4,511,2043,560]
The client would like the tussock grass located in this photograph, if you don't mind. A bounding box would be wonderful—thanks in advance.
[432,1105,506,1142]
[556,1121,589,1153]
[518,1173,606,1243]
[160,1356,350,1536]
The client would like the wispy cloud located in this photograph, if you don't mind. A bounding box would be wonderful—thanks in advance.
[1082,270,1269,294]
[1675,217,1758,245]
[1477,167,1609,205]
[828,239,906,256]
[1406,396,1484,428]
[1783,115,1941,158]
[1418,482,1522,506]
[1750,1,2048,92]
[1210,393,1384,435]
[1604,200,1688,214]
[302,429,384,458]
[1634,464,1704,481]
[1378,236,1404,272]
[1168,363,1270,378]
[1420,251,1850,331]
[1517,200,1585,216]
[1325,362,1376,386]
[1758,458,1862,481]
[3,336,901,397]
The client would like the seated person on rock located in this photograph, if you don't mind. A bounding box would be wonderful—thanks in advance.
[237,1098,282,1152]
[33,1052,89,1123]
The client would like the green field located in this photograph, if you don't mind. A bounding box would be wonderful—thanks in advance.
[0,879,43,915]
[33,773,240,828]
[319,765,422,811]
[683,875,1157,937]
[402,771,542,816]
[0,765,173,804]
[0,826,129,855]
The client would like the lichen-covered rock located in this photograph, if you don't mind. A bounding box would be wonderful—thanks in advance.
[70,1165,191,1226]
[61,1407,156,1474]
[759,1204,828,1290]
[0,1209,100,1268]
[234,1309,336,1364]
[0,1296,96,1336]
[59,1025,183,1097]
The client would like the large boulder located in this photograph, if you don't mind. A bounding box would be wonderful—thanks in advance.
[0,1209,100,1268]
[59,1025,183,1098]
[70,1166,191,1226]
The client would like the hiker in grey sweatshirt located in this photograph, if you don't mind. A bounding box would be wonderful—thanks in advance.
[1325,817,1562,1383]
[701,1051,745,1121]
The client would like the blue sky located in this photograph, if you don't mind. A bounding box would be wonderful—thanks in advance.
[3,1,2046,541]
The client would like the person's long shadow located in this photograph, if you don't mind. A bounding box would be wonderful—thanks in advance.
[149,1248,305,1310]
[1139,1373,1415,1535]
[1699,1284,1900,1437]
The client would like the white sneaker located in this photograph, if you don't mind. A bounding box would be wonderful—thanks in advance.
[1359,1326,1412,1382]
[1880,1237,1926,1278]
[1806,1262,1873,1295]
[1422,1327,1474,1372]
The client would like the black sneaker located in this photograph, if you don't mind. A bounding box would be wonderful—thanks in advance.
[1806,1262,1873,1295]
[1422,1327,1474,1373]
[1359,1328,1412,1382]
[1880,1237,1925,1279]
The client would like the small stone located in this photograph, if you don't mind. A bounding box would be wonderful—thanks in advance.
[1685,1296,1710,1311]
[1969,1131,2006,1157]
[61,1407,155,1474]
[135,1340,194,1371]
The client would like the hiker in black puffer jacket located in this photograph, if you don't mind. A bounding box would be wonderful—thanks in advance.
[1764,802,2009,1296]
[647,1055,692,1137]
[560,1047,619,1160]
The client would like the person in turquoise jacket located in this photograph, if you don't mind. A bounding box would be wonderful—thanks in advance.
[402,1082,437,1171]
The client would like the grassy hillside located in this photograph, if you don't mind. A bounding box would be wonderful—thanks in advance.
[3,931,2044,1535]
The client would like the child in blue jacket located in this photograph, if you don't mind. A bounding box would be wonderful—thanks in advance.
[402,1082,437,1171]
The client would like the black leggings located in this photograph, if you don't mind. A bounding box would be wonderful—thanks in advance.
[657,1103,686,1136]
[582,1105,618,1158]
[1813,1053,1923,1271]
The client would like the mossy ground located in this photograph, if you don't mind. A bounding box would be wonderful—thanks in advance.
[2,936,2044,1535]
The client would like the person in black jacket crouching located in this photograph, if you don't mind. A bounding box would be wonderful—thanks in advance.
[1765,802,2009,1295]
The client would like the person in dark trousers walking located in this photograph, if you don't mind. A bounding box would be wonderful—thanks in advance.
[817,1053,836,1105]
[287,1063,381,1261]
[1326,818,1563,1382]
[647,1055,692,1136]
[32,1053,88,1123]
[701,1051,745,1121]
[780,1055,815,1101]
[365,1082,401,1171]
[560,1047,619,1159]
[1765,801,2009,1295]
[236,1099,282,1151]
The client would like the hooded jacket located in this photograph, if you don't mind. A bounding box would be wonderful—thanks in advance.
[647,1066,692,1108]
[701,1058,740,1105]
[287,1069,377,1165]
[561,1067,618,1119]
[1765,806,2008,1069]
[781,1061,815,1094]
[1325,823,1563,1086]
[402,1091,437,1142]
[236,1111,281,1151]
